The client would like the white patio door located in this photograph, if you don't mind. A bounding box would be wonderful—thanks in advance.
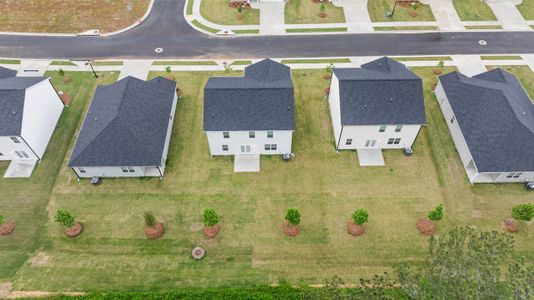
[240,145,251,153]
[365,140,377,148]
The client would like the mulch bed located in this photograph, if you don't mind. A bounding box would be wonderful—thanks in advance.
[64,222,83,238]
[416,218,435,235]
[60,92,72,106]
[433,69,442,75]
[431,83,437,91]
[0,221,16,236]
[229,1,251,8]
[283,223,300,236]
[318,12,327,18]
[347,220,365,236]
[398,1,419,8]
[324,87,330,95]
[501,218,519,233]
[62,76,71,84]
[410,11,418,17]
[144,222,165,239]
[203,224,221,238]
[323,74,332,80]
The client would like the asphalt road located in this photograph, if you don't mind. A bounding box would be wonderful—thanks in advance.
[0,0,533,59]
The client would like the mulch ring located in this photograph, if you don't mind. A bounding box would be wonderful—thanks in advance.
[433,68,442,75]
[283,223,300,236]
[60,92,72,106]
[318,12,327,18]
[416,218,435,235]
[229,1,251,8]
[347,220,365,236]
[0,221,16,236]
[324,87,330,95]
[397,1,418,8]
[64,223,83,238]
[501,218,519,233]
[323,74,332,80]
[410,11,418,17]
[203,224,221,238]
[144,222,165,239]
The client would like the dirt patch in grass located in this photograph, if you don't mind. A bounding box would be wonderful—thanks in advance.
[416,218,435,235]
[0,221,15,236]
[0,0,150,33]
[29,253,51,267]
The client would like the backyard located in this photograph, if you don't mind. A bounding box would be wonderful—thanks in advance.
[285,0,346,24]
[200,0,260,25]
[0,67,532,292]
[453,0,496,21]
[0,0,150,33]
[368,0,435,22]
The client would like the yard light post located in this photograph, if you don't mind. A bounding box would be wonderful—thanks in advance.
[386,0,398,18]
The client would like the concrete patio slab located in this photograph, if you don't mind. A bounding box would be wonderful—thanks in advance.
[259,2,285,35]
[234,154,260,172]
[3,159,38,178]
[341,0,373,33]
[118,60,153,80]
[356,149,385,166]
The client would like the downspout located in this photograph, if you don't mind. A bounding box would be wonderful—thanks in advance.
[336,126,344,151]
[410,124,424,149]
[70,167,81,181]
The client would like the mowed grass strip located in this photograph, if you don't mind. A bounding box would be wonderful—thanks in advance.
[0,0,150,33]
[6,68,533,291]
[453,0,496,21]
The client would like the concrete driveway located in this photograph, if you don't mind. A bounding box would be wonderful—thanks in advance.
[356,149,385,166]
[340,0,373,33]
[422,0,464,31]
[118,60,153,80]
[259,2,286,35]
[486,0,530,30]
[452,55,487,76]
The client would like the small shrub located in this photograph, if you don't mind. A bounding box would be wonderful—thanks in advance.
[512,204,534,222]
[165,66,171,73]
[320,3,325,12]
[428,204,444,222]
[285,208,301,225]
[203,208,219,227]
[0,214,4,225]
[58,68,65,76]
[144,211,156,227]
[438,61,445,68]
[325,63,334,74]
[237,5,242,13]
[352,209,369,225]
[55,210,75,228]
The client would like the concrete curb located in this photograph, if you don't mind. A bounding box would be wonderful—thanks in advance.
[102,0,156,37]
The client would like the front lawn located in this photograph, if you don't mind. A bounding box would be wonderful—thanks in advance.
[453,0,496,21]
[4,66,533,292]
[0,0,150,33]
[517,0,534,20]
[200,0,259,25]
[368,0,435,22]
[285,0,345,24]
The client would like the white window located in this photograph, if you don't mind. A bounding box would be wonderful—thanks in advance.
[346,139,352,145]
[450,116,455,124]
[506,172,522,178]
[264,144,277,151]
[249,131,255,138]
[121,166,129,173]
[128,167,135,173]
[393,138,401,144]
[365,140,377,147]
[379,125,387,132]
[10,136,20,144]
[395,125,403,132]
[222,145,228,151]
[223,132,229,138]
[78,167,86,173]
[387,138,395,145]
[267,131,274,138]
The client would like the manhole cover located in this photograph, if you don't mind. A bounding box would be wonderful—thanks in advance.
[155,47,164,53]
[478,40,487,46]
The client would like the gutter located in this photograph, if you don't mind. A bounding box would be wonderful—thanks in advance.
[20,136,41,161]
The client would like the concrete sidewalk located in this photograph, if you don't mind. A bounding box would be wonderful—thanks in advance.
[341,0,373,33]
[259,2,286,35]
[118,60,153,80]
[452,55,487,76]
[486,0,530,30]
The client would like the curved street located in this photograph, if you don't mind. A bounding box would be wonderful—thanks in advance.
[0,0,533,59]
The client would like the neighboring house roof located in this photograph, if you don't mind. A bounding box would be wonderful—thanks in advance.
[0,70,48,136]
[0,66,17,79]
[203,59,294,131]
[332,57,426,126]
[68,76,177,167]
[439,68,534,173]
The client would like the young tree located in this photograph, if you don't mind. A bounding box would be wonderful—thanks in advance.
[58,68,65,76]
[144,211,156,227]
[325,63,334,74]
[203,208,219,227]
[55,210,75,228]
[512,203,534,222]
[352,209,369,225]
[165,66,171,73]
[437,60,445,69]
[0,214,4,225]
[285,208,301,225]
[320,3,325,12]
[427,204,444,221]
[237,5,242,13]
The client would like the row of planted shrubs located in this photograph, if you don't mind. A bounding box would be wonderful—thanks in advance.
[48,203,534,240]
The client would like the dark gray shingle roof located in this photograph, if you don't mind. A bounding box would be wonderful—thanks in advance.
[333,57,426,126]
[0,66,17,79]
[0,74,48,136]
[439,68,534,173]
[68,76,177,167]
[203,59,294,131]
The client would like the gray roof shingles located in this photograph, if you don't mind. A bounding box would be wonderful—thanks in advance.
[439,68,534,173]
[0,67,48,136]
[203,59,294,131]
[68,76,177,167]
[333,57,426,126]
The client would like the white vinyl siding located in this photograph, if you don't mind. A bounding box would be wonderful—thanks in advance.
[206,130,292,156]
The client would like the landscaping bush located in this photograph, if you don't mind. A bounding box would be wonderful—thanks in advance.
[512,204,534,222]
[58,68,65,76]
[203,208,219,227]
[55,210,75,228]
[144,211,156,228]
[165,66,171,73]
[285,208,301,225]
[428,204,444,221]
[0,214,4,225]
[352,209,369,225]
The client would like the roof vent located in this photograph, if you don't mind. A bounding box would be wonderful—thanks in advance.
[389,98,393,103]
[11,111,16,115]
[287,106,290,111]
[94,117,98,121]
[211,113,214,118]
[364,104,368,109]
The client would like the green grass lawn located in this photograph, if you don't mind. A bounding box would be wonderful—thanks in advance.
[453,0,496,21]
[200,0,259,25]
[0,71,117,280]
[285,0,345,24]
[517,0,534,20]
[368,0,435,22]
[1,67,533,292]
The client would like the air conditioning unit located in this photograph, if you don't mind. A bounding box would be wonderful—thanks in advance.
[404,147,413,156]
[526,182,534,191]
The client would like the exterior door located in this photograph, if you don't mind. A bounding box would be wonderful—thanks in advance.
[240,145,251,153]
[365,140,377,148]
